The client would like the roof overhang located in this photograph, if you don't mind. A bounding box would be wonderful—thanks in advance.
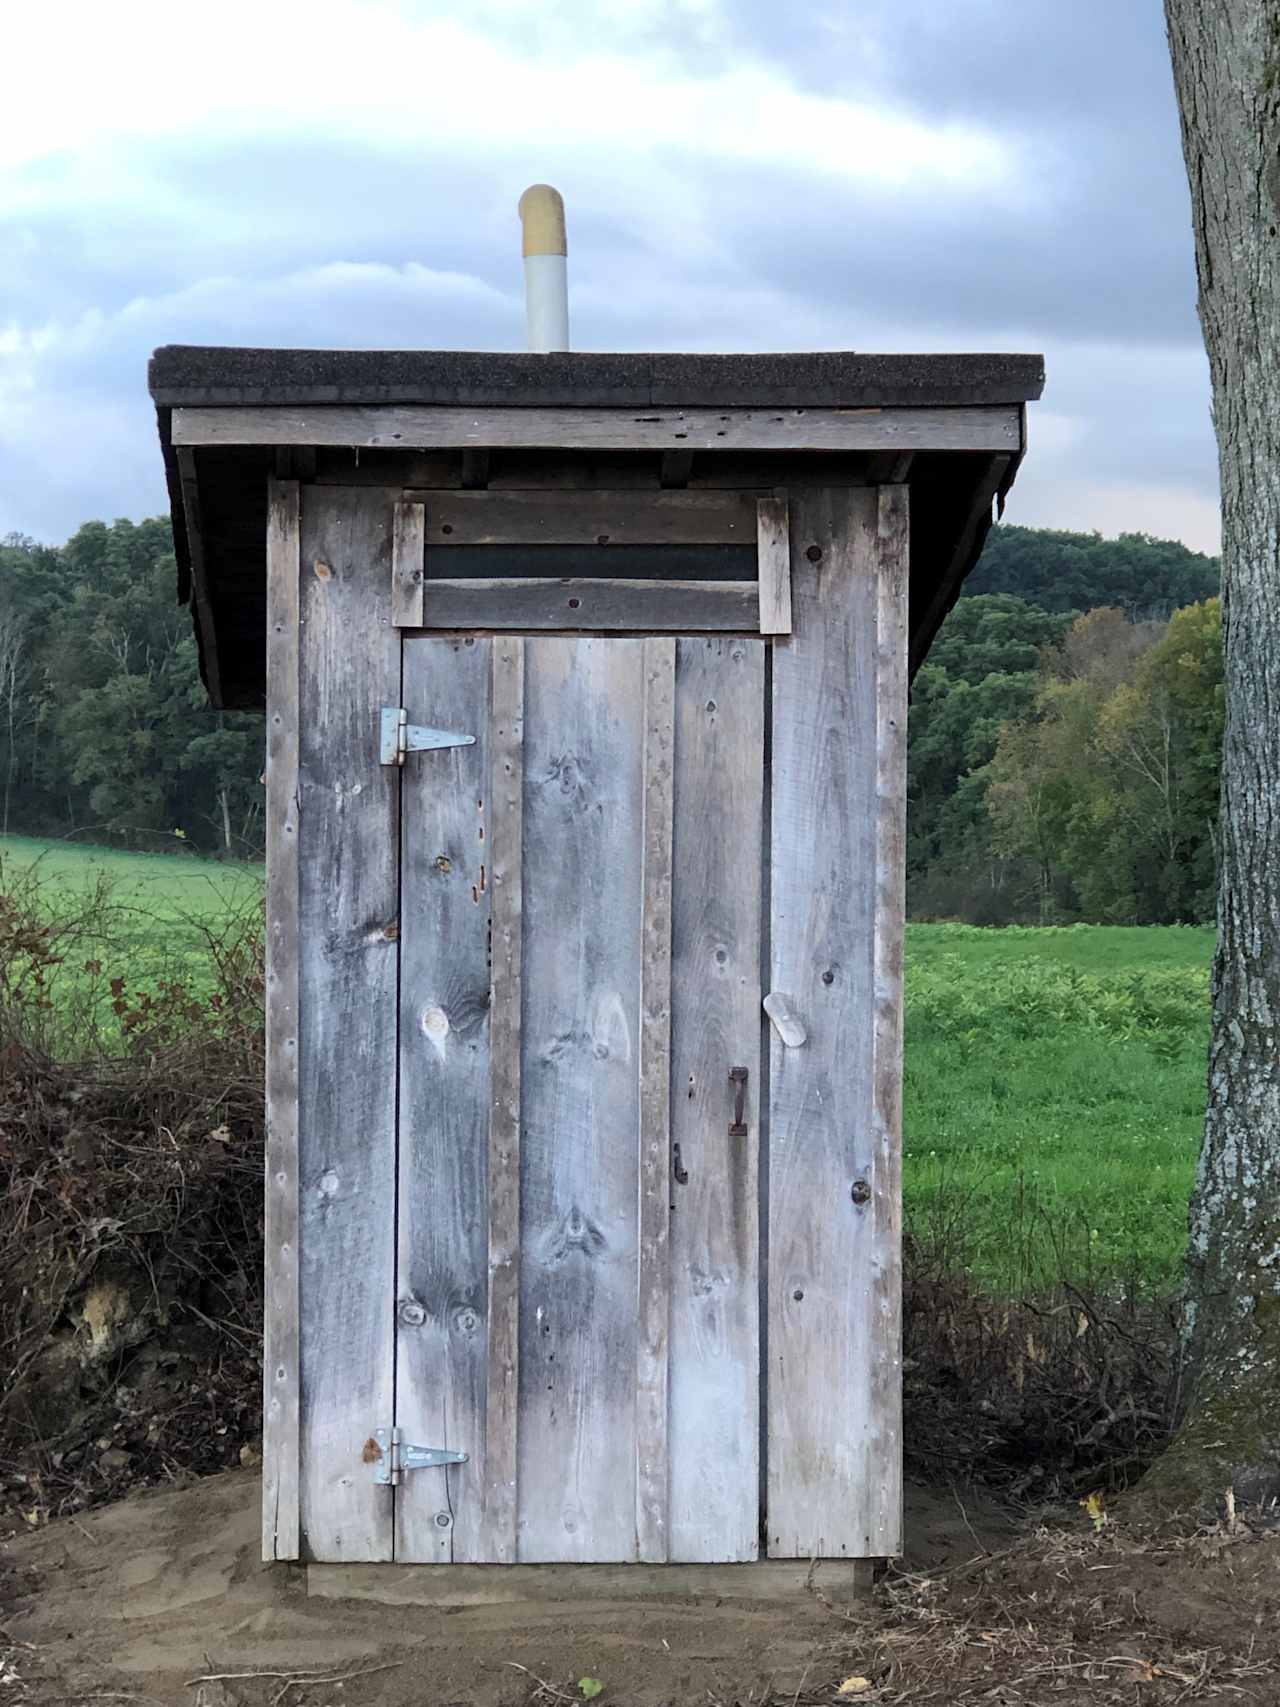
[150,347,1044,709]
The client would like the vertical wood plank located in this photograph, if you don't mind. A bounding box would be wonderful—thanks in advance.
[391,498,426,626]
[297,486,400,1563]
[636,638,675,1564]
[756,496,792,635]
[517,639,645,1562]
[668,636,765,1562]
[871,484,908,1556]
[483,639,525,1563]
[263,478,300,1561]
[396,636,493,1563]
[767,487,893,1559]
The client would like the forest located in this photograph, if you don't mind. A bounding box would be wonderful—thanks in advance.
[0,517,1221,923]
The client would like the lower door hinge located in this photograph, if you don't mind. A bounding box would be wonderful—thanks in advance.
[370,1426,468,1486]
[379,706,475,767]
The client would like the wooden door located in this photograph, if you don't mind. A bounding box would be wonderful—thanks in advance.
[273,483,904,1569]
[395,633,765,1564]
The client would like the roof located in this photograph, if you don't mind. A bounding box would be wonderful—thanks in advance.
[149,346,1044,411]
[150,347,1044,708]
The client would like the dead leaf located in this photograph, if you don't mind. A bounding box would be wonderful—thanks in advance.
[837,1677,872,1695]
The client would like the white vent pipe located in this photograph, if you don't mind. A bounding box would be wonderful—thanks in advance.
[518,184,569,352]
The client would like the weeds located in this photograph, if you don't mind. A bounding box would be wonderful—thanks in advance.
[0,862,265,1526]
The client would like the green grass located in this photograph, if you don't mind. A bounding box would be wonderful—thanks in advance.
[905,922,1211,1293]
[2,840,1212,1294]
[0,834,263,1026]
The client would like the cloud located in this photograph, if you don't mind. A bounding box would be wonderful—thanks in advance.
[0,0,1216,553]
[0,259,519,539]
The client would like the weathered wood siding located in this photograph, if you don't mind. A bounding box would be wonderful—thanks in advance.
[275,483,905,1563]
[417,577,758,633]
[668,637,765,1561]
[516,638,647,1561]
[636,639,676,1563]
[484,639,526,1562]
[395,635,494,1562]
[173,401,1022,454]
[263,478,301,1561]
[755,497,792,635]
[297,487,400,1561]
[766,486,904,1559]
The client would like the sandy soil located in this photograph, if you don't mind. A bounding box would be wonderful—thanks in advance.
[0,1470,1008,1706]
[3,1470,1278,1705]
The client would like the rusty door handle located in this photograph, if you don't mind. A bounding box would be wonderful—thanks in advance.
[728,1066,749,1136]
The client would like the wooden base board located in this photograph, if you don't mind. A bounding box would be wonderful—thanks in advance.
[307,1559,876,1608]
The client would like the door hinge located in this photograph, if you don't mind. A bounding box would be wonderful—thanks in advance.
[370,1426,468,1486]
[379,707,476,767]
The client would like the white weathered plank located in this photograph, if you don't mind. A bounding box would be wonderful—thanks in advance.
[297,487,400,1563]
[263,478,300,1562]
[756,496,792,635]
[396,635,494,1563]
[402,488,758,545]
[669,636,765,1562]
[636,638,675,1564]
[417,578,759,633]
[391,497,426,626]
[171,402,1023,454]
[483,639,525,1563]
[870,484,909,1558]
[517,638,645,1561]
[767,487,891,1559]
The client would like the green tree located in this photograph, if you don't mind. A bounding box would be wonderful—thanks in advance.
[984,602,1223,925]
[969,523,1219,615]
[1,520,263,855]
[907,595,1072,916]
[1092,600,1223,922]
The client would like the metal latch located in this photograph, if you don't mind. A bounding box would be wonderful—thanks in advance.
[370,1426,468,1486]
[380,707,475,767]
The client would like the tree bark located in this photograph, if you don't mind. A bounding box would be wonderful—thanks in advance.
[1153,0,1280,1503]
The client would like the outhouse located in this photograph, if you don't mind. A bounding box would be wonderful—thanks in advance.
[150,331,1042,1577]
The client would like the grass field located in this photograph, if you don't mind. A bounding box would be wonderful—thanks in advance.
[0,834,263,1029]
[2,836,1211,1293]
[904,922,1209,1292]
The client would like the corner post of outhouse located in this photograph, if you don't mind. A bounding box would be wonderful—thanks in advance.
[263,476,302,1561]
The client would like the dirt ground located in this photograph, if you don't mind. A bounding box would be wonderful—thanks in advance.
[2,1470,1278,1707]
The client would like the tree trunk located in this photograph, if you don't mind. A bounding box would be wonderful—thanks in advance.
[219,786,232,857]
[1152,0,1280,1503]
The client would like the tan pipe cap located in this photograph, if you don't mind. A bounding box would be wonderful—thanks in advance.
[519,184,567,257]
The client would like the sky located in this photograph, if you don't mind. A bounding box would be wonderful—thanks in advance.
[0,0,1220,554]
